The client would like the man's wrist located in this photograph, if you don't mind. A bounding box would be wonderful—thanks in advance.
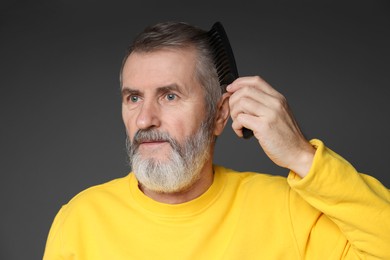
[290,143,316,178]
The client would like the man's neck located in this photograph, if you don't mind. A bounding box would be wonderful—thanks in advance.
[138,161,214,204]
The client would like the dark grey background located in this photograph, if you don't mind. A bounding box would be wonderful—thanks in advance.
[1,1,389,259]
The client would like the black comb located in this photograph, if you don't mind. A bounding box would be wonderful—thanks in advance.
[207,22,254,139]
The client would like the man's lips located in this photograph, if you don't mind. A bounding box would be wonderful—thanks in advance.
[137,141,170,153]
[140,140,167,144]
[139,140,169,146]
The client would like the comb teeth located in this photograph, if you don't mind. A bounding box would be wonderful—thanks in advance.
[207,22,254,139]
[207,22,239,89]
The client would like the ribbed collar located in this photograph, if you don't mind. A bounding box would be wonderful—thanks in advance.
[128,166,226,218]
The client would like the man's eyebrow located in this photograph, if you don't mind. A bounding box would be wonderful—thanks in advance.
[156,84,182,94]
[121,87,142,96]
[121,84,184,98]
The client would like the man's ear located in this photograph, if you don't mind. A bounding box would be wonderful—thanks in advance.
[213,92,230,136]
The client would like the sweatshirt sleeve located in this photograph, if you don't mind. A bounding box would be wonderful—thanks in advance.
[287,139,390,259]
[43,205,68,260]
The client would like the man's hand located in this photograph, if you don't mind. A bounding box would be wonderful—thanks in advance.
[226,76,315,178]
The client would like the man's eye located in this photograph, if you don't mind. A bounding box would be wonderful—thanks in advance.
[129,95,139,103]
[166,94,176,101]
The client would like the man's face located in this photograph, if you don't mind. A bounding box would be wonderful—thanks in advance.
[121,47,213,192]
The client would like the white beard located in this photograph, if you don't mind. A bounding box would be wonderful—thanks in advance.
[126,123,213,193]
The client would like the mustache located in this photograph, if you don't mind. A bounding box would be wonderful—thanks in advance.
[129,129,180,152]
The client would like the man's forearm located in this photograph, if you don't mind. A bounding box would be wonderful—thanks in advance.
[288,139,390,259]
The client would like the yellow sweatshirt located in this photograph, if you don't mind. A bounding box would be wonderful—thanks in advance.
[43,140,390,259]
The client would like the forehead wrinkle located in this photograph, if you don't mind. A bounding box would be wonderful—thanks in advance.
[122,48,200,95]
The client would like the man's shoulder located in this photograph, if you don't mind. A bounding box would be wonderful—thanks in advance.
[63,174,132,211]
[214,165,289,191]
[214,165,291,208]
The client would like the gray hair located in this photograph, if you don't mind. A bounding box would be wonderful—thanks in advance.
[120,21,221,129]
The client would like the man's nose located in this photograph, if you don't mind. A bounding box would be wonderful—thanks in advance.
[136,100,161,130]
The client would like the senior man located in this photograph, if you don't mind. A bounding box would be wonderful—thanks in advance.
[44,21,390,259]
